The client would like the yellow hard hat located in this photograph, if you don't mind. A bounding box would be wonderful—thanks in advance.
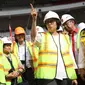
[14,27,25,35]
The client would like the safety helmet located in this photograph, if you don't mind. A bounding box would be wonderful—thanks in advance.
[1,37,12,44]
[78,22,85,43]
[61,14,75,24]
[57,26,63,32]
[14,26,25,35]
[44,11,60,23]
[36,26,44,33]
[43,11,61,29]
[78,22,85,31]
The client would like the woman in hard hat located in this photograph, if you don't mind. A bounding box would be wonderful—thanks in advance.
[77,22,85,85]
[12,26,34,85]
[30,4,77,85]
[0,37,24,85]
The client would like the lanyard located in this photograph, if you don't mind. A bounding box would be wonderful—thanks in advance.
[72,33,75,58]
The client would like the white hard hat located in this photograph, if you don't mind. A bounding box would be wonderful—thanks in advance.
[61,14,75,24]
[78,22,85,40]
[43,11,60,23]
[1,37,12,44]
[36,26,44,33]
[57,26,63,31]
[78,22,85,31]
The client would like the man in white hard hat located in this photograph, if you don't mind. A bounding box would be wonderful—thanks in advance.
[61,14,79,63]
[77,22,85,85]
[61,14,79,54]
[61,14,82,85]
[30,4,77,85]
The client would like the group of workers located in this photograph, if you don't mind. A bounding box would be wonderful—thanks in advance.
[0,4,85,85]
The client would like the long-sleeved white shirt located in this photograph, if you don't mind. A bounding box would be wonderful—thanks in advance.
[78,42,85,68]
[18,42,32,68]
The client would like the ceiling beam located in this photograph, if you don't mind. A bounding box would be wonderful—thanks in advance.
[0,1,85,16]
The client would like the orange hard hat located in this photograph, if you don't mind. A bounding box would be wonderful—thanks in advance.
[14,27,25,35]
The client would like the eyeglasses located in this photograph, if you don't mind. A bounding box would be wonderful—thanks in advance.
[66,20,74,25]
[45,19,56,24]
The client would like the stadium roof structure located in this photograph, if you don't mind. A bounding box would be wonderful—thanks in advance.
[0,0,85,16]
[0,0,85,33]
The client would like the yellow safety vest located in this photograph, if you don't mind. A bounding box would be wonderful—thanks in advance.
[1,54,22,85]
[77,28,84,50]
[80,29,85,45]
[0,59,6,84]
[11,41,33,63]
[31,43,39,77]
[0,40,3,55]
[79,29,85,55]
[34,32,77,79]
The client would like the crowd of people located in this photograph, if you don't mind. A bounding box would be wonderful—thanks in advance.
[0,3,85,85]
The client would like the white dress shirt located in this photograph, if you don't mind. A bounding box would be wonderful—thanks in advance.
[52,35,67,80]
[18,42,32,68]
[78,43,85,68]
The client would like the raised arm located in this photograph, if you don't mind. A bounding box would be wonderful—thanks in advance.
[30,4,37,42]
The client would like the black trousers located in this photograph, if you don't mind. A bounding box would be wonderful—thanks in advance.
[22,67,34,85]
[34,78,72,85]
[77,74,85,85]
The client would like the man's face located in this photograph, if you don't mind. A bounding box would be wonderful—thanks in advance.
[16,33,25,43]
[3,44,11,54]
[64,19,75,32]
[45,18,57,33]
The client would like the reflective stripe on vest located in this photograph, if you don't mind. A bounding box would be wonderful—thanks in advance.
[31,43,39,77]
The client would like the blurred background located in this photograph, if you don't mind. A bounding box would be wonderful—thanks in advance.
[0,0,85,37]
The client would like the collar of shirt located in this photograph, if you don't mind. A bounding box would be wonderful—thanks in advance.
[73,28,78,33]
[18,41,25,46]
[3,53,11,57]
[69,28,78,36]
[3,53,12,60]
